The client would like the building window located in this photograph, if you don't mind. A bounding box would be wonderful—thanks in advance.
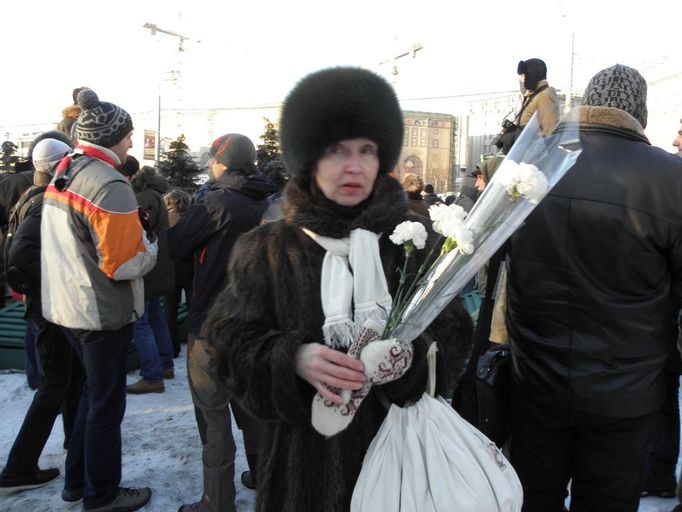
[420,138,427,147]
[411,137,418,146]
[433,139,439,148]
[433,128,439,135]
[412,127,418,136]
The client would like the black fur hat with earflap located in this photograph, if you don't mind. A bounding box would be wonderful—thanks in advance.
[279,67,404,185]
[517,58,547,92]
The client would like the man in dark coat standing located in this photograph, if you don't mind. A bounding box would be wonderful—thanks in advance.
[168,133,275,512]
[505,64,682,511]
[118,158,176,394]
[0,136,83,495]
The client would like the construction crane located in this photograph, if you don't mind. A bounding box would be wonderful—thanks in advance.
[143,21,200,160]
[379,43,424,77]
[143,22,201,52]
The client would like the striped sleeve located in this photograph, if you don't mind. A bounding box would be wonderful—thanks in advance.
[86,181,157,280]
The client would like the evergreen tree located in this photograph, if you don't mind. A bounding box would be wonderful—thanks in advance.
[256,117,281,171]
[156,134,202,193]
[0,141,18,173]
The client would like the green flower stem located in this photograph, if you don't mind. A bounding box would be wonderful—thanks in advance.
[383,235,443,339]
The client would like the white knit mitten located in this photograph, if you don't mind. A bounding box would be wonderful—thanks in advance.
[360,339,414,385]
[311,320,383,437]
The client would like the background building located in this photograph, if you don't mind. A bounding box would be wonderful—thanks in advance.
[399,111,457,193]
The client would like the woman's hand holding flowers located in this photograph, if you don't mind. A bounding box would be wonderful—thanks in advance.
[296,343,367,404]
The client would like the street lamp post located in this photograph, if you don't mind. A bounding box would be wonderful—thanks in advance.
[143,22,199,162]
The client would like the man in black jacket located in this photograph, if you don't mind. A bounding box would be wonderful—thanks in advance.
[0,136,83,495]
[506,65,682,511]
[168,134,275,512]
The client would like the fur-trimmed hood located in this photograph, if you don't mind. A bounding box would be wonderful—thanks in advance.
[283,174,407,239]
[556,105,649,143]
[131,166,171,195]
[61,104,81,120]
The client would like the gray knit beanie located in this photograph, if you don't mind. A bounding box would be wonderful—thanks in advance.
[582,64,648,128]
[76,89,134,148]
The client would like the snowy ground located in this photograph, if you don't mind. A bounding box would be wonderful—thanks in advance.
[1,345,256,512]
[0,346,679,512]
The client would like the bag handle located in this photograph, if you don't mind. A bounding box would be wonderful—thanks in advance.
[374,334,440,409]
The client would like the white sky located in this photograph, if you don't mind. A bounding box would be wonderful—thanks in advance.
[2,0,680,149]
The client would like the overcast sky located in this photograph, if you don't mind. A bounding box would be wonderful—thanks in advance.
[2,0,679,147]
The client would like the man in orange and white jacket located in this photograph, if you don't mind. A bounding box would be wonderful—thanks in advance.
[41,89,157,512]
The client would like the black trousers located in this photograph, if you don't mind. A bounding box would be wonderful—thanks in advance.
[164,284,191,356]
[644,370,680,481]
[3,320,82,474]
[510,387,657,512]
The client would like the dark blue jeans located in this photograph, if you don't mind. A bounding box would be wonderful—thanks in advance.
[23,319,42,389]
[63,324,132,510]
[133,299,174,383]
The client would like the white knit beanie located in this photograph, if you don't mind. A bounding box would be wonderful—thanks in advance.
[31,138,71,174]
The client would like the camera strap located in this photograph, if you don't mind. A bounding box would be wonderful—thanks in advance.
[515,84,549,126]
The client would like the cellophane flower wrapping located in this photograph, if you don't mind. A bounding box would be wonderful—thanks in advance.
[388,111,582,344]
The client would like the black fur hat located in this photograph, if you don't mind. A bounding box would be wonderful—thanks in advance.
[279,67,403,183]
[517,58,547,92]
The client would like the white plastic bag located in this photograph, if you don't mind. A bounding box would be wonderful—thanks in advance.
[351,393,523,512]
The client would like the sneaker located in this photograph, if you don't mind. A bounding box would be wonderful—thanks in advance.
[178,498,210,511]
[0,467,59,495]
[240,470,256,490]
[62,486,84,502]
[87,486,151,512]
[163,368,175,380]
[127,378,164,394]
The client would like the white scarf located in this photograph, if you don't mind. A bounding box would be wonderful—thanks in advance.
[303,227,393,349]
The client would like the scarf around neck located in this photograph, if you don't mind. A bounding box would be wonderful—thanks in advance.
[302,227,392,348]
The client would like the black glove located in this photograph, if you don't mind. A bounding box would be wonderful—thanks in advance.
[138,207,157,243]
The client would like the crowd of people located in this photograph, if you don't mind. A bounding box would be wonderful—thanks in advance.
[0,57,681,512]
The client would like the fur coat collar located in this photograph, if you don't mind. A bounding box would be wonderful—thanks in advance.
[557,105,649,144]
[283,174,408,239]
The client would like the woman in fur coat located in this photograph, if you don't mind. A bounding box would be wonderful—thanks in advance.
[205,67,473,512]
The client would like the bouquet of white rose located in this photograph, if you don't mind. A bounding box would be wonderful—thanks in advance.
[350,112,582,512]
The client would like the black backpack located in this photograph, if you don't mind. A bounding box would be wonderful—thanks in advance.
[1,186,44,292]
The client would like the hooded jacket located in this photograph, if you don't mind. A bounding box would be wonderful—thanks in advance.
[41,144,157,330]
[131,167,173,299]
[56,104,81,138]
[204,174,473,512]
[506,105,682,417]
[167,170,276,335]
[454,185,477,213]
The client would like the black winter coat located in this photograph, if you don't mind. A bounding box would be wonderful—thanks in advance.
[168,171,276,335]
[5,185,45,323]
[131,168,173,300]
[205,175,473,512]
[0,171,33,229]
[507,106,682,418]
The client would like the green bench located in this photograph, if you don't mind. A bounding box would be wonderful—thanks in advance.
[0,300,188,371]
